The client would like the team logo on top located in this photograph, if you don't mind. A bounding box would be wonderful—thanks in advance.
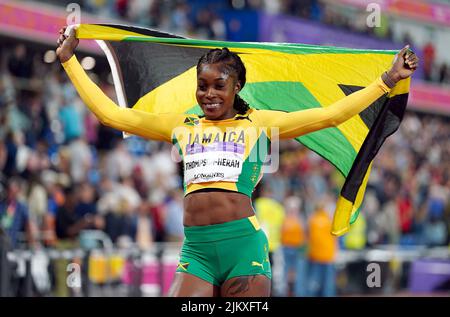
[184,117,199,126]
[235,115,252,122]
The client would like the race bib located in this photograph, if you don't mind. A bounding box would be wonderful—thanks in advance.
[184,142,244,184]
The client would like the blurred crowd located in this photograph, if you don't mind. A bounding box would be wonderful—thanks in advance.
[35,0,450,84]
[0,43,185,251]
[272,0,450,85]
[260,111,450,249]
[257,110,450,295]
[39,0,228,40]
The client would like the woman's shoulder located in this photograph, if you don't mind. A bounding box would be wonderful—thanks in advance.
[251,108,286,114]
[250,108,287,121]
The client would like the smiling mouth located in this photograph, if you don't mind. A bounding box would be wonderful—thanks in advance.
[203,103,222,110]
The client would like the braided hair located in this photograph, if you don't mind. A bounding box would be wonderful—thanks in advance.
[197,47,250,115]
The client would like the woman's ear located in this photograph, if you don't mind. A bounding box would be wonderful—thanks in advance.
[235,81,241,93]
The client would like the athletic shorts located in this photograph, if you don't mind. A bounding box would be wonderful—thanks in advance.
[176,215,272,286]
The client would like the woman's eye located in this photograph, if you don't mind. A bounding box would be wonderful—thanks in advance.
[216,85,224,89]
[198,85,206,91]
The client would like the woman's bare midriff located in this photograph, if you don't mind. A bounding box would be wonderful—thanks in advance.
[183,191,255,226]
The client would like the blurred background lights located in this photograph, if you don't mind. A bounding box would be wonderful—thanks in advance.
[81,56,96,70]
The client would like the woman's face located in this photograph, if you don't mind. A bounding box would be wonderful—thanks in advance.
[196,63,240,120]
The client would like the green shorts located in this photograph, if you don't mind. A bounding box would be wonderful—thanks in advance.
[176,215,272,286]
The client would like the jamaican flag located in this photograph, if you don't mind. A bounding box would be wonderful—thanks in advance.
[68,24,410,236]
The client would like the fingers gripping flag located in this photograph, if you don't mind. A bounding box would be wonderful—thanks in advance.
[70,24,410,236]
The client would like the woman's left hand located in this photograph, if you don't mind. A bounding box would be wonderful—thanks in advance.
[387,45,419,84]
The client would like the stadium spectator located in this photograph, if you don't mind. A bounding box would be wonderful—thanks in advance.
[55,186,104,241]
[307,199,338,297]
[135,201,154,250]
[7,44,32,80]
[422,41,436,81]
[254,184,285,295]
[164,189,184,242]
[0,177,37,249]
[255,184,285,265]
[280,195,307,296]
[438,63,449,84]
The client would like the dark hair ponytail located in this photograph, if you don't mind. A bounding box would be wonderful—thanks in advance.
[197,47,250,115]
[234,94,249,115]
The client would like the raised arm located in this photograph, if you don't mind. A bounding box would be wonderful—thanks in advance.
[256,76,389,139]
[56,27,183,143]
[255,45,419,140]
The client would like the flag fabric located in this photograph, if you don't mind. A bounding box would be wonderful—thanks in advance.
[69,24,410,236]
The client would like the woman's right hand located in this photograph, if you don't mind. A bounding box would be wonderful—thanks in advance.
[56,26,79,63]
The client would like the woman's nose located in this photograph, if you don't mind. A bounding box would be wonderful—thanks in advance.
[206,88,215,98]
